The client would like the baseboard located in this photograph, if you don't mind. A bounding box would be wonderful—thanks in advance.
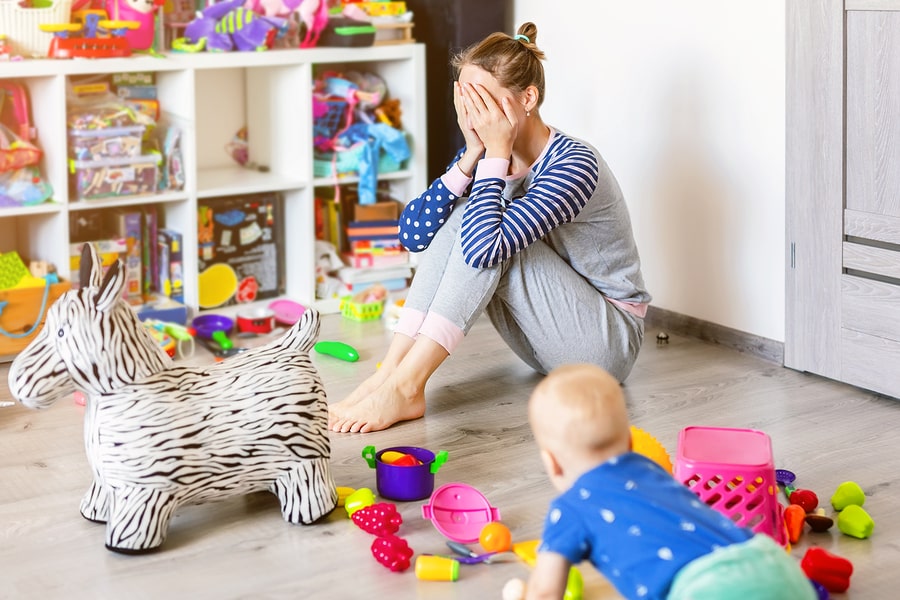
[645,306,784,365]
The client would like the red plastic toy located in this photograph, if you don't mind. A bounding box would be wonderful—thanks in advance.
[789,488,819,513]
[800,547,853,593]
[351,502,403,536]
[371,534,413,572]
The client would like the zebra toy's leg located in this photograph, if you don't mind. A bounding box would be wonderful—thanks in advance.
[80,480,109,523]
[272,457,337,525]
[105,487,179,554]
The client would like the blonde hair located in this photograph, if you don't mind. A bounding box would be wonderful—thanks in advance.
[529,364,631,458]
[451,22,547,108]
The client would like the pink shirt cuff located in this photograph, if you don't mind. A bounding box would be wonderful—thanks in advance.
[441,163,473,197]
[474,157,509,181]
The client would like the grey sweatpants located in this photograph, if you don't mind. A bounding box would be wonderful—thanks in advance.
[404,204,644,382]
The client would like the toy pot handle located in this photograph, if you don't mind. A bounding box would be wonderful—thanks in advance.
[430,450,448,474]
[362,445,378,469]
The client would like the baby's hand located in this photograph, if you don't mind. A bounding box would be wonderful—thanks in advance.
[502,577,527,600]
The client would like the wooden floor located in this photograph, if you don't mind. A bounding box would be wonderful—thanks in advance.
[1,313,897,599]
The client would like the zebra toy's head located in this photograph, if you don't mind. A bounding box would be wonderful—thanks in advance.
[8,244,170,409]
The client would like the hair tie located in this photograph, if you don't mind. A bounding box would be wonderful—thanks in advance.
[514,34,530,43]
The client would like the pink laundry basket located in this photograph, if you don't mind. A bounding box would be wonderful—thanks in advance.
[674,426,787,546]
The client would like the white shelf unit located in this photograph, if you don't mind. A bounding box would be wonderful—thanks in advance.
[0,44,426,314]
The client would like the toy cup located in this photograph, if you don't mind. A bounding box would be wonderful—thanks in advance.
[362,445,448,502]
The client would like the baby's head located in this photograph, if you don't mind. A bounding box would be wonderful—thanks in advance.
[528,364,632,491]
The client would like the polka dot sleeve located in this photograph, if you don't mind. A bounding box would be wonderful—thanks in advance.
[398,177,462,252]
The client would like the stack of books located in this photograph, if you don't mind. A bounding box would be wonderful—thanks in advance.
[337,263,413,296]
[344,219,409,269]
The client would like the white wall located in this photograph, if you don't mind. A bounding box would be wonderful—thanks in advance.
[513,1,786,342]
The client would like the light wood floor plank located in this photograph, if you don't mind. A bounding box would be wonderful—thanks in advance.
[1,314,897,599]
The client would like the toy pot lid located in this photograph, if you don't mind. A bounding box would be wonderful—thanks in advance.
[268,299,306,325]
[191,314,234,338]
[422,483,501,543]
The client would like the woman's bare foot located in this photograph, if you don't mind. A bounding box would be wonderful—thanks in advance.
[329,378,426,433]
[328,369,390,428]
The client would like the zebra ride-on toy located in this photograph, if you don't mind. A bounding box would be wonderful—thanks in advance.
[8,244,338,554]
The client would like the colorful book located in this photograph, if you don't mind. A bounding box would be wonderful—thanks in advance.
[158,229,184,303]
[108,210,143,303]
[142,205,159,297]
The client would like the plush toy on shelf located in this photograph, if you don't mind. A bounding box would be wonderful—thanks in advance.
[105,0,165,50]
[175,0,288,52]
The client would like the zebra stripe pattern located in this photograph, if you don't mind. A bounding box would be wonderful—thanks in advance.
[8,244,337,553]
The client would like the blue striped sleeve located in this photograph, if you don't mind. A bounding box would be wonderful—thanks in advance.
[460,137,600,268]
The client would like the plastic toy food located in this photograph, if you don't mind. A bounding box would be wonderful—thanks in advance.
[789,489,819,513]
[389,453,422,467]
[314,340,360,362]
[837,504,874,539]
[831,481,865,511]
[371,534,413,572]
[379,450,407,464]
[415,555,460,582]
[335,486,355,507]
[344,487,376,517]
[800,547,853,593]
[783,504,806,544]
[479,522,513,553]
[805,508,834,532]
[351,502,403,536]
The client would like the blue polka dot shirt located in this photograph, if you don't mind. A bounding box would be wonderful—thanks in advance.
[540,452,753,600]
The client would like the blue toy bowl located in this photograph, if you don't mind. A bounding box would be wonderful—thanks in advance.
[362,445,448,502]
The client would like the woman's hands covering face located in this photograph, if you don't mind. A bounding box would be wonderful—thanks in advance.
[455,80,518,160]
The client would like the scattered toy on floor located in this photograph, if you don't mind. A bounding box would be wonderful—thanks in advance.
[7,244,337,553]
[314,340,360,362]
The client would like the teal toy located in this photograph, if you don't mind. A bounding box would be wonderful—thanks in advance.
[314,340,359,362]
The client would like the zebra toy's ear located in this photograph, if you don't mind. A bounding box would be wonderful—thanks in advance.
[80,243,104,289]
[94,260,126,312]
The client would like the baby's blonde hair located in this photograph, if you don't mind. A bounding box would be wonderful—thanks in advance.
[529,364,631,460]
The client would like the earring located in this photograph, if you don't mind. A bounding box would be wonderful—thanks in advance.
[526,111,531,117]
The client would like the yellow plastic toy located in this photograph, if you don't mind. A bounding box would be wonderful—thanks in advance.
[630,425,673,474]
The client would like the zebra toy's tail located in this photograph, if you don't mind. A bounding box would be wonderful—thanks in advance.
[277,308,320,353]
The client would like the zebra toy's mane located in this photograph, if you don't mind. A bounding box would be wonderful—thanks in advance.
[7,243,337,553]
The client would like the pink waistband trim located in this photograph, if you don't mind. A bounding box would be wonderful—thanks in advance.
[606,297,649,319]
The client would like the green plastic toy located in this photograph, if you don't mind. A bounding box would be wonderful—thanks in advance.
[314,340,359,362]
[837,504,874,539]
[831,481,866,511]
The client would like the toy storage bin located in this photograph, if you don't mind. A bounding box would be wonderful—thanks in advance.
[1,0,73,58]
[674,426,787,546]
[339,295,384,321]
[70,154,160,200]
[68,126,146,161]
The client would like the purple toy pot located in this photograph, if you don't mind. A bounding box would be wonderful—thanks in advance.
[362,445,448,502]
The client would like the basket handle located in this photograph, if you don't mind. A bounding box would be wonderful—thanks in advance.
[0,280,51,338]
